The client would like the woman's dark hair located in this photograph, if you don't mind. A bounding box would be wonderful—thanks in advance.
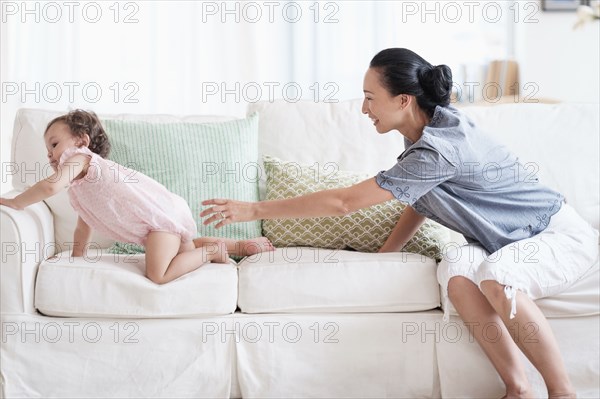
[369,48,453,117]
[45,109,111,158]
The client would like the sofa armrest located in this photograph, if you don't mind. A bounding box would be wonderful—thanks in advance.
[1,192,55,314]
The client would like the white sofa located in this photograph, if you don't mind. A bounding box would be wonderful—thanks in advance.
[1,100,598,398]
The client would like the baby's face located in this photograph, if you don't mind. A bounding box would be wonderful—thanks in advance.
[44,122,81,171]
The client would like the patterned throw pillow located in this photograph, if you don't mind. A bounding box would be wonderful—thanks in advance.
[262,156,451,261]
[103,114,262,254]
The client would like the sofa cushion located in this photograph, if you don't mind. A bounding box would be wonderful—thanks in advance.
[442,256,600,318]
[237,247,440,313]
[11,108,236,252]
[34,252,238,317]
[262,155,451,261]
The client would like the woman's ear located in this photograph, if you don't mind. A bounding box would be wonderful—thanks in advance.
[394,94,411,110]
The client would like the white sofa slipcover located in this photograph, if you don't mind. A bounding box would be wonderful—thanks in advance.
[1,101,598,398]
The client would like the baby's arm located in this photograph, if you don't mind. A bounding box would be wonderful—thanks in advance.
[72,216,92,257]
[0,154,89,210]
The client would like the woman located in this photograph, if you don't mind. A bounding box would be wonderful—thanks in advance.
[201,48,598,398]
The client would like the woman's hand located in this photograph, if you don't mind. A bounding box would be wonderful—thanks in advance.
[0,197,24,210]
[201,178,394,229]
[201,199,257,229]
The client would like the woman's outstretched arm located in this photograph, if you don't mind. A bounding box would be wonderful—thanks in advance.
[201,177,394,228]
[378,205,426,253]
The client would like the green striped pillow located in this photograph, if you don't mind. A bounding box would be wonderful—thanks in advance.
[103,113,261,253]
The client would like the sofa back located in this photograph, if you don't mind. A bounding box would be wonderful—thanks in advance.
[9,102,599,252]
[249,100,599,230]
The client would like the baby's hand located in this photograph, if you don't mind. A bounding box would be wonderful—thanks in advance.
[0,197,23,210]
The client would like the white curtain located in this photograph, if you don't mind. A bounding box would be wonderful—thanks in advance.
[1,0,511,192]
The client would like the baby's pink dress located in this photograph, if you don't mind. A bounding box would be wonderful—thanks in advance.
[60,146,197,246]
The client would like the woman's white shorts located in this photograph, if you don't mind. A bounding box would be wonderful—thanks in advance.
[437,203,599,321]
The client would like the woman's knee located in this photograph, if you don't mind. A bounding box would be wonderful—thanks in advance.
[475,261,511,302]
[479,279,505,301]
[447,275,477,302]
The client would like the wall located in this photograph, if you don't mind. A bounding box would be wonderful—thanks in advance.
[1,2,599,195]
[514,8,600,103]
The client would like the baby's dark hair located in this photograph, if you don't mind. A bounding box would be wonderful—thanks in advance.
[45,110,111,158]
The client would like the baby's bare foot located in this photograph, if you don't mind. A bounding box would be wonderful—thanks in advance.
[211,240,230,264]
[238,237,275,256]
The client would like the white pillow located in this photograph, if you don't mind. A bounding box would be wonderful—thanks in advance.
[460,103,599,229]
[248,99,406,177]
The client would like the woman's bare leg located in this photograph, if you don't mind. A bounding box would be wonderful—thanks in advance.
[448,276,534,398]
[480,280,575,399]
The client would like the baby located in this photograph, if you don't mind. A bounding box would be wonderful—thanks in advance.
[0,110,274,284]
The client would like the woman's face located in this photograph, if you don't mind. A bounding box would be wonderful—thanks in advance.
[362,68,404,134]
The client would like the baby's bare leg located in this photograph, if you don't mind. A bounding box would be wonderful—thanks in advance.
[194,236,274,256]
[145,231,228,284]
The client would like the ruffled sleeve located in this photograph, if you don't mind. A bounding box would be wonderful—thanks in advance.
[59,146,94,166]
[58,146,96,186]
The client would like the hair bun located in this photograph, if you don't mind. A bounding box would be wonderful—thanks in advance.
[369,48,454,117]
[417,64,453,105]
